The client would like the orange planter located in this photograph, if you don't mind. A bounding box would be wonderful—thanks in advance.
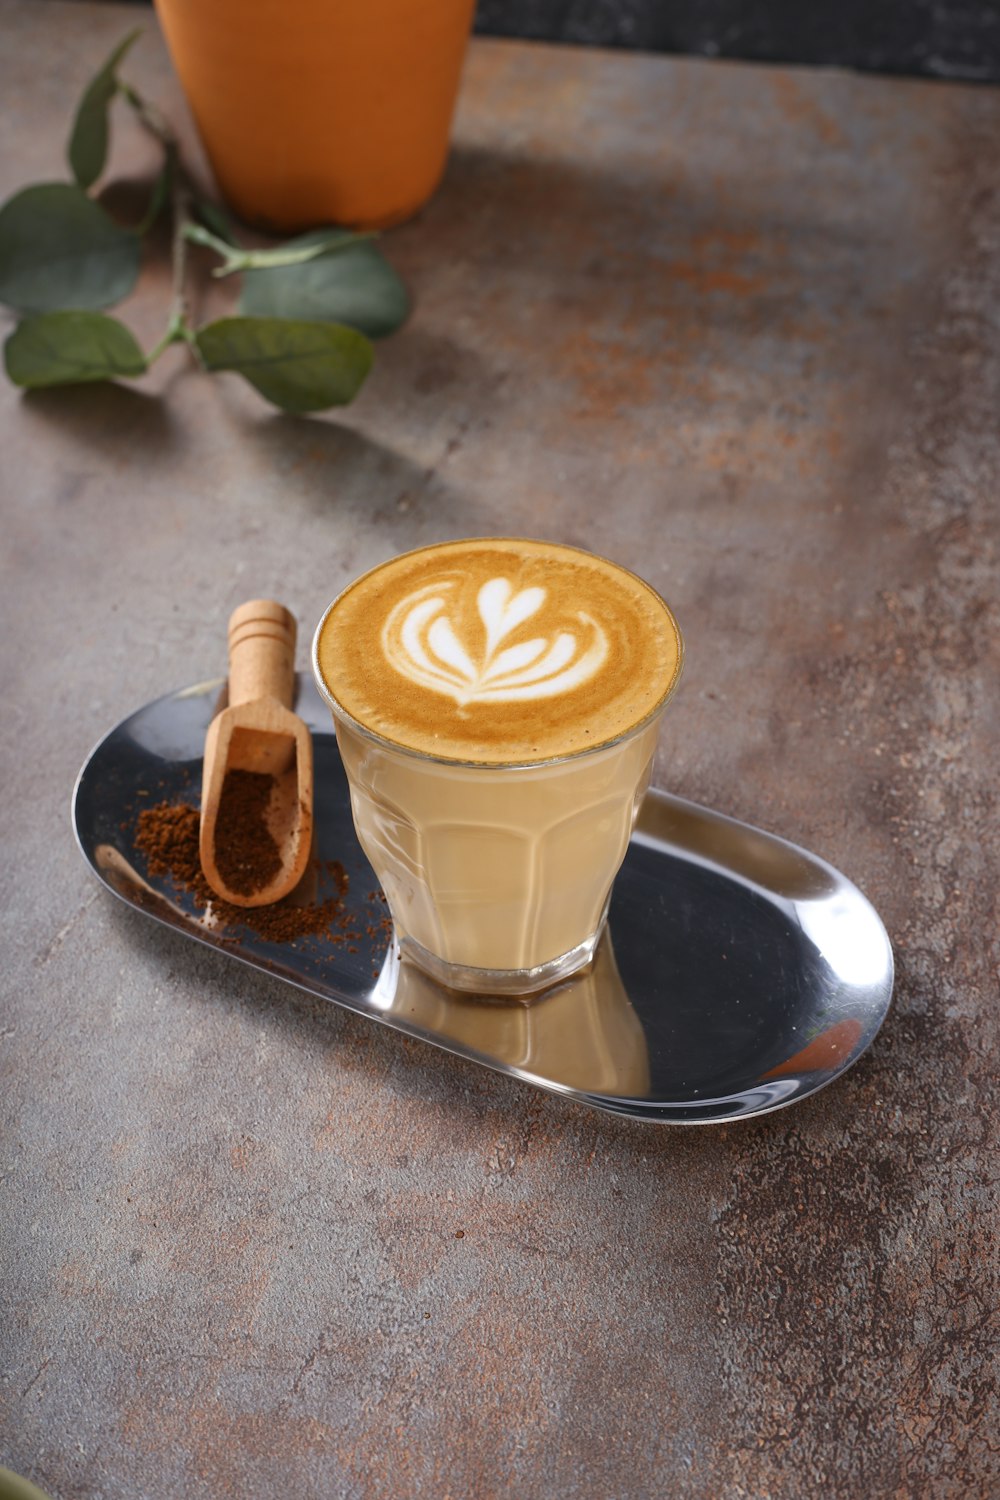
[154,0,475,231]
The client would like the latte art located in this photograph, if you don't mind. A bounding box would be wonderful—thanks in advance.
[382,577,608,706]
[314,538,682,764]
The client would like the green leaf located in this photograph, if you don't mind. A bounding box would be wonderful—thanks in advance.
[67,29,142,190]
[5,310,147,388]
[195,317,373,413]
[0,183,141,313]
[240,230,409,338]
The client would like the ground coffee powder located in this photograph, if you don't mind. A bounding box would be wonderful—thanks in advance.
[213,769,282,897]
[134,799,355,944]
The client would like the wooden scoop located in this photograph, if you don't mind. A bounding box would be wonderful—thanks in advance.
[200,600,313,907]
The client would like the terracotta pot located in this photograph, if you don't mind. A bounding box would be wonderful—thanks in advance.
[154,0,475,231]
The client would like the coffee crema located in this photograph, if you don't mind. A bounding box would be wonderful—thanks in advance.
[314,539,682,764]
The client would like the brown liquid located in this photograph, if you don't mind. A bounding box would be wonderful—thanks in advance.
[314,538,682,765]
[335,713,661,976]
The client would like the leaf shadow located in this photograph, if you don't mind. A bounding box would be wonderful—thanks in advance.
[98,177,168,237]
[231,410,482,541]
[21,380,174,459]
[368,323,501,409]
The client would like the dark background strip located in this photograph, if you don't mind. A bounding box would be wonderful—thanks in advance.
[473,0,1000,82]
[67,0,1000,83]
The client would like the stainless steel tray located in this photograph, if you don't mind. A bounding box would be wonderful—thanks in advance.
[72,676,893,1124]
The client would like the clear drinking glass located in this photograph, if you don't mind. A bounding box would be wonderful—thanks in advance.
[312,540,682,997]
[330,710,664,995]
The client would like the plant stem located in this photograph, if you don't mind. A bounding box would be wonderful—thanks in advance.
[166,158,197,348]
[214,231,378,277]
[119,81,176,157]
[120,81,198,363]
[182,222,377,278]
[181,222,236,261]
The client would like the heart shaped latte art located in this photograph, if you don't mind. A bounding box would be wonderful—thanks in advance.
[381,577,609,707]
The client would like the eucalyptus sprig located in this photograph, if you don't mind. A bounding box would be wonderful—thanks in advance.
[0,30,409,412]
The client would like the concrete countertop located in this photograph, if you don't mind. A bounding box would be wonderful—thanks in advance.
[1,3,997,1496]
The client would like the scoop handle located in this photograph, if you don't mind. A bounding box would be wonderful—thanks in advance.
[227,599,297,708]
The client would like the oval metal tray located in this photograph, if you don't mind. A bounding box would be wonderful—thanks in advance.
[72,676,893,1124]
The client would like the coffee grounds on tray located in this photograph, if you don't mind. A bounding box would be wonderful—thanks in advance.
[134,799,355,944]
[213,769,282,897]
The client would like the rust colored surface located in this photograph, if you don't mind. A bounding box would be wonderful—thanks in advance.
[0,4,998,1497]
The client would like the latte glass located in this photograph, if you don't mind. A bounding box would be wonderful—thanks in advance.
[312,540,682,996]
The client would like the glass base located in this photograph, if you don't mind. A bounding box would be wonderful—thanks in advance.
[397,912,609,999]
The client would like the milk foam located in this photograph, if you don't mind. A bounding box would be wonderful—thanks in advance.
[382,576,608,706]
[314,539,683,764]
